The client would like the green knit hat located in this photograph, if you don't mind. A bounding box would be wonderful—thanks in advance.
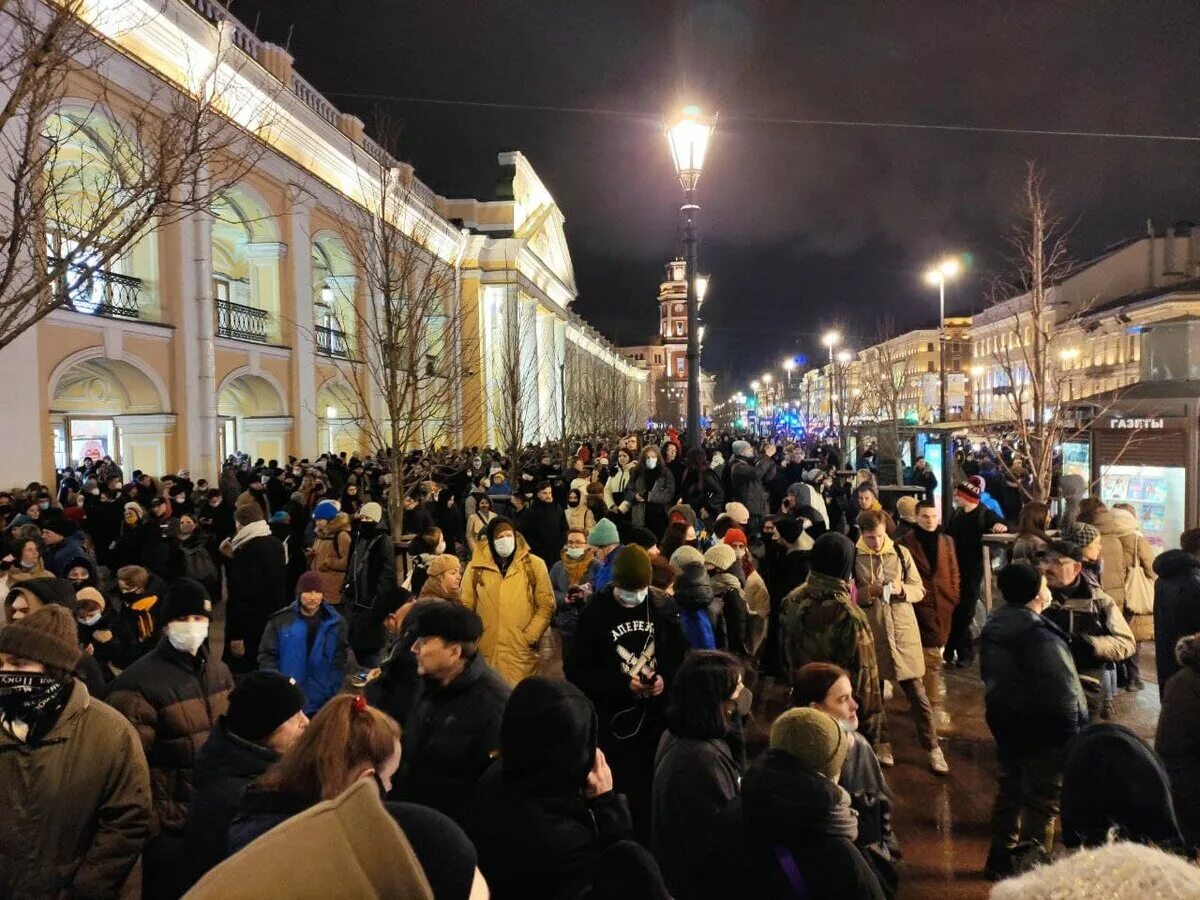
[769,708,849,779]
[610,545,652,591]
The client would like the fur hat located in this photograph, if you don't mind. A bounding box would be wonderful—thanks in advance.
[769,708,849,780]
[611,545,652,591]
[0,605,81,674]
[704,543,737,573]
[989,841,1200,900]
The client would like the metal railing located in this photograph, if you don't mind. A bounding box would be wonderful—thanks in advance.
[215,299,269,343]
[49,258,142,320]
[316,325,353,358]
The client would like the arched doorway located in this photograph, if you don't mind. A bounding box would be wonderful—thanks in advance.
[316,379,362,456]
[217,372,289,463]
[50,353,169,472]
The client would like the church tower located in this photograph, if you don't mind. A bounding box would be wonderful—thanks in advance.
[659,258,692,381]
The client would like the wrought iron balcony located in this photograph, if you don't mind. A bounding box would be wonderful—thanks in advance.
[49,258,142,320]
[215,299,269,343]
[316,324,353,358]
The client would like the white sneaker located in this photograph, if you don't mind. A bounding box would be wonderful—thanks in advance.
[929,746,950,775]
[877,744,895,767]
[882,680,894,701]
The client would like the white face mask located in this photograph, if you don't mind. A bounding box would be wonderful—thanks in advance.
[167,620,209,655]
[493,535,516,558]
[566,546,586,560]
[645,458,658,470]
[614,586,648,607]
[77,611,102,627]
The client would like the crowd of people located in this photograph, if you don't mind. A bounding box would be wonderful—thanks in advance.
[2,431,1199,899]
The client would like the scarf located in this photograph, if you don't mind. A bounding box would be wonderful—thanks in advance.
[130,594,160,640]
[231,518,271,550]
[913,526,941,570]
[560,547,595,585]
[0,672,72,743]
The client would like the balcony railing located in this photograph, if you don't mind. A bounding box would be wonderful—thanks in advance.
[316,325,353,359]
[215,299,269,343]
[49,258,142,320]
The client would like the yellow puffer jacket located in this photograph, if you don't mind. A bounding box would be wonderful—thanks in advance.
[462,533,555,686]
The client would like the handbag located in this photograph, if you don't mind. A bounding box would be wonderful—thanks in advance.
[1123,559,1154,616]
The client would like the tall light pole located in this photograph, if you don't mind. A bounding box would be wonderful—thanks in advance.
[666,106,716,448]
[924,257,961,424]
[821,330,841,433]
[782,357,796,389]
[835,348,854,436]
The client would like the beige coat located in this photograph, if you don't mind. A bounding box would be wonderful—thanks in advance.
[310,514,352,604]
[461,534,556,686]
[853,537,927,682]
[1092,508,1157,642]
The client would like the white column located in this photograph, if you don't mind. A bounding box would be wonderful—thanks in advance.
[288,197,318,457]
[193,184,219,480]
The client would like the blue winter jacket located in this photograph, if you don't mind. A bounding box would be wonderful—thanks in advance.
[258,601,348,714]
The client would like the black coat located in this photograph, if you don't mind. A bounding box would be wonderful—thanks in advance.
[520,499,568,565]
[1154,550,1200,696]
[1157,636,1200,853]
[182,719,278,885]
[396,652,511,827]
[680,467,725,520]
[345,522,398,656]
[224,530,288,673]
[709,750,885,900]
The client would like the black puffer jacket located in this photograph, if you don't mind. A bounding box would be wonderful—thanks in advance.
[106,640,233,832]
[472,678,634,900]
[979,604,1088,750]
[519,499,568,565]
[1156,634,1200,853]
[182,719,278,885]
[1154,550,1200,696]
[729,455,776,519]
[710,749,884,900]
[395,651,511,827]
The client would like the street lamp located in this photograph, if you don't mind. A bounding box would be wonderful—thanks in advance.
[924,256,962,424]
[782,357,796,388]
[970,364,985,421]
[666,105,717,449]
[821,330,841,432]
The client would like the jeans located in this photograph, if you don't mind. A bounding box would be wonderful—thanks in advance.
[880,677,938,751]
[947,574,982,661]
[990,743,1066,854]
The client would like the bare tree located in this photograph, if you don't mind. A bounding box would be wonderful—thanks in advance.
[487,282,545,458]
[858,318,915,482]
[0,0,273,347]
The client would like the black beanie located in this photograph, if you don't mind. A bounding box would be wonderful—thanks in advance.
[161,577,212,622]
[628,526,658,551]
[774,517,804,545]
[997,562,1043,605]
[224,671,307,742]
[808,532,856,581]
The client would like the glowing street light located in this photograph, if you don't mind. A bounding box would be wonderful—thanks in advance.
[924,255,962,423]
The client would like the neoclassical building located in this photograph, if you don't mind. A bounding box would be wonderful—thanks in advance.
[0,0,645,485]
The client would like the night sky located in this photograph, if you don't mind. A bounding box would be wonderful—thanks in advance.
[234,0,1200,395]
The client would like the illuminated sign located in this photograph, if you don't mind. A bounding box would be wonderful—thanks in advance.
[1108,418,1164,430]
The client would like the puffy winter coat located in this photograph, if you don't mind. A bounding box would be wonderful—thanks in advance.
[0,681,152,900]
[106,640,233,833]
[258,601,348,714]
[979,604,1087,750]
[310,513,353,603]
[729,454,776,519]
[1156,634,1200,852]
[1091,507,1157,641]
[461,523,556,686]
[899,530,961,648]
[1154,549,1200,694]
[853,537,927,682]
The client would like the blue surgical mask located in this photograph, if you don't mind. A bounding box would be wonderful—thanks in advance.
[614,587,647,607]
[645,458,658,470]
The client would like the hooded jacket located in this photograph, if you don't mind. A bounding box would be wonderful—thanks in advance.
[1153,549,1200,694]
[979,604,1088,750]
[461,517,556,685]
[729,453,776,519]
[0,680,152,900]
[1091,507,1157,640]
[674,562,717,650]
[472,678,634,900]
[1156,633,1200,852]
[710,749,884,900]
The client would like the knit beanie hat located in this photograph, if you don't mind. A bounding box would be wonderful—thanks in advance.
[997,562,1044,605]
[587,518,620,548]
[669,545,705,570]
[722,528,748,547]
[74,586,105,612]
[808,532,856,581]
[1065,522,1101,550]
[704,543,737,573]
[426,554,461,580]
[724,501,750,525]
[611,545,653,590]
[774,517,804,545]
[0,605,81,674]
[955,480,982,504]
[895,496,918,522]
[358,502,383,524]
[312,499,340,522]
[296,571,324,597]
[769,707,849,779]
[627,526,658,551]
[162,577,213,621]
[225,670,307,743]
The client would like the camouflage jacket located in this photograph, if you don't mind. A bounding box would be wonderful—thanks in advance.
[780,572,884,743]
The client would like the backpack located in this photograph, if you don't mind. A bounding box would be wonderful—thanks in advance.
[472,554,554,662]
[180,543,219,588]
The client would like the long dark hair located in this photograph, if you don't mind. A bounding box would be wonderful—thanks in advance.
[659,521,691,561]
[666,650,742,739]
[1017,502,1051,541]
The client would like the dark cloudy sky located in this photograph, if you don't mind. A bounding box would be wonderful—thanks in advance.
[235,0,1200,395]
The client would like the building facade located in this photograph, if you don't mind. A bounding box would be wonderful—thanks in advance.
[1,0,644,485]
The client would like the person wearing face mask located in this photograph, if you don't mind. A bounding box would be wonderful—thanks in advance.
[112,564,168,664]
[795,662,901,897]
[176,512,221,602]
[344,502,397,666]
[106,577,233,898]
[652,651,747,900]
[623,446,675,538]
[550,527,600,664]
[64,554,101,592]
[980,563,1088,880]
[0,605,153,899]
[74,586,128,682]
[566,544,686,842]
[462,517,555,686]
[565,486,596,535]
